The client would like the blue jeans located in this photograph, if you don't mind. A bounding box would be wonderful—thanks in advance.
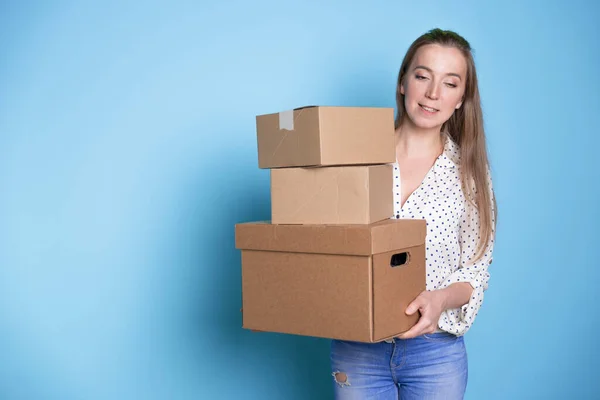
[330,333,468,399]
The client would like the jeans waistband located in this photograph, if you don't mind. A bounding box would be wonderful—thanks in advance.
[383,328,447,343]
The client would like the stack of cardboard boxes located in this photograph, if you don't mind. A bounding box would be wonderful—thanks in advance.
[235,106,427,343]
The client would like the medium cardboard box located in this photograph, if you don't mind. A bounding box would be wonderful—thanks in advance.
[235,219,427,343]
[256,106,396,169]
[271,164,393,225]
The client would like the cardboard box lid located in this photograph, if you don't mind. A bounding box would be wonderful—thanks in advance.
[235,219,426,256]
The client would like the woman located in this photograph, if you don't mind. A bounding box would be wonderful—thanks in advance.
[330,28,497,399]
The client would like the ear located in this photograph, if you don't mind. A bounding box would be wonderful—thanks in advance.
[455,96,464,109]
[399,82,405,95]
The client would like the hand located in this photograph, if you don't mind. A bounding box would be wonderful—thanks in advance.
[396,289,447,339]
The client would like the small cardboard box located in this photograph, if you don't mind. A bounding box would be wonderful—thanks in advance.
[271,164,393,225]
[235,219,427,343]
[256,106,396,169]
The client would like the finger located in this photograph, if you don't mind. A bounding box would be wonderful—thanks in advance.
[405,295,427,315]
[397,317,432,339]
[405,300,421,316]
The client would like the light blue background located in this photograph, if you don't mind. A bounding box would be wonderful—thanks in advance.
[1,1,599,399]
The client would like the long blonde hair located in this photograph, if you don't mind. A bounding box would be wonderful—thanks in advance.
[394,28,497,262]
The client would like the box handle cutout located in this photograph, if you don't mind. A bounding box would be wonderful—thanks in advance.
[390,252,409,268]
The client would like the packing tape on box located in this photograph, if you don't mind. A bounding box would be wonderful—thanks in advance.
[279,110,294,131]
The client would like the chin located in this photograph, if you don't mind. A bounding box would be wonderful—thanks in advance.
[406,112,445,131]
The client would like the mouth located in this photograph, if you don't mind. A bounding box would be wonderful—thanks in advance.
[419,104,439,113]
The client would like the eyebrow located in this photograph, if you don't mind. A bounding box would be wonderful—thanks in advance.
[414,65,462,80]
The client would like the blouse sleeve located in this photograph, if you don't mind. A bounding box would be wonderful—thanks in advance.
[438,171,496,336]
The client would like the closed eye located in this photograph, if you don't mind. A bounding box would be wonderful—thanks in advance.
[415,75,428,80]
[445,82,457,88]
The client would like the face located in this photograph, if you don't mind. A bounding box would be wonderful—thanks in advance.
[400,44,467,131]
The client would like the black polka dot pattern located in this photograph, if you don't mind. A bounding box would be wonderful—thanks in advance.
[391,133,496,336]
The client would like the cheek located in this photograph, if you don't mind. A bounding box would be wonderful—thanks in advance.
[453,88,466,104]
[443,91,464,110]
[404,82,424,104]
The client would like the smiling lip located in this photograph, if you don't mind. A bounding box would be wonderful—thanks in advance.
[419,104,439,113]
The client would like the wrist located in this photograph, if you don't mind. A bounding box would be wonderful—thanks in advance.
[438,282,473,310]
[437,287,451,310]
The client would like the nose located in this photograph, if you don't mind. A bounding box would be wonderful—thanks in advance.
[425,82,439,100]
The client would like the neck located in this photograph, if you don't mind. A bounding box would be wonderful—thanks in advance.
[395,118,444,160]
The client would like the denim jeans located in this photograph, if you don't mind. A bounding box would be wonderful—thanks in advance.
[330,332,468,399]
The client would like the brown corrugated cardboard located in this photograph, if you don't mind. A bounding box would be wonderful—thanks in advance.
[271,164,393,225]
[256,106,396,169]
[235,219,427,342]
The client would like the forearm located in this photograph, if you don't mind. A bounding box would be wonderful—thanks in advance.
[439,282,473,310]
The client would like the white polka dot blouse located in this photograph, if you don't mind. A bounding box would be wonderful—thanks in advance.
[392,133,496,336]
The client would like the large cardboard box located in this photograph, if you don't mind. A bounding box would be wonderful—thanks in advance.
[256,106,396,169]
[271,164,393,225]
[235,219,427,343]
